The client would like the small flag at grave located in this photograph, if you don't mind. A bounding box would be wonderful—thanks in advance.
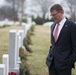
[11,72,16,75]
[8,72,11,75]
[8,72,16,75]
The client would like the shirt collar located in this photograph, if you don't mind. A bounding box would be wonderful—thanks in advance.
[59,17,66,26]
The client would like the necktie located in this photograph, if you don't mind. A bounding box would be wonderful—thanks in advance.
[54,24,59,42]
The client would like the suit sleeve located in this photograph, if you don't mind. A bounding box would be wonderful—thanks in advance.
[70,22,76,63]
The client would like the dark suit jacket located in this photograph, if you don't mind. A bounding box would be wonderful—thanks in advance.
[46,19,76,70]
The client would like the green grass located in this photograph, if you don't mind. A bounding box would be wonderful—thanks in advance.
[26,25,51,75]
[0,25,22,63]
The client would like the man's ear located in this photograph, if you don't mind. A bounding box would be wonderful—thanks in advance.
[61,11,64,14]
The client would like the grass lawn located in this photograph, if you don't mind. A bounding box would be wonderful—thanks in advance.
[26,25,76,75]
[0,25,22,63]
[0,25,76,75]
[26,25,51,75]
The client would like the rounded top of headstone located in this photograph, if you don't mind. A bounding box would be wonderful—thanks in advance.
[18,30,24,32]
[3,54,9,58]
[0,64,5,67]
[9,30,17,33]
[22,23,27,26]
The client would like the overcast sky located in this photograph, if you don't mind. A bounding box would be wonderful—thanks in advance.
[0,0,69,18]
[53,0,62,3]
[0,0,62,5]
[0,0,5,6]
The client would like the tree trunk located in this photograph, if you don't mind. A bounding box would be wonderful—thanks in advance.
[19,0,24,25]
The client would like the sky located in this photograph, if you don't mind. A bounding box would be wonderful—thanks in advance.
[53,0,62,3]
[0,0,62,5]
[0,0,69,18]
[0,0,5,6]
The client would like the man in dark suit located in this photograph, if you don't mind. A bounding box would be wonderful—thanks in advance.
[46,4,76,75]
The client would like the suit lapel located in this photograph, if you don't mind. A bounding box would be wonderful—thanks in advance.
[51,23,56,44]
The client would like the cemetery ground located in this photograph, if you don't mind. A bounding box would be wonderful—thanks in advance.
[0,25,76,75]
[0,25,22,64]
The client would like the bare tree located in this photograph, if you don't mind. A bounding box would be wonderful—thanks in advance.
[0,6,18,20]
[5,0,26,25]
[19,0,25,25]
[64,0,76,21]
[5,0,19,20]
[31,0,53,19]
[5,0,21,11]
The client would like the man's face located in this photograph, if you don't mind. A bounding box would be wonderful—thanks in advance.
[50,10,63,23]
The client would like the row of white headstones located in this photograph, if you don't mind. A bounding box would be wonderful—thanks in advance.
[0,18,32,75]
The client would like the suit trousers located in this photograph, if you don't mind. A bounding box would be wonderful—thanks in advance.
[49,58,72,75]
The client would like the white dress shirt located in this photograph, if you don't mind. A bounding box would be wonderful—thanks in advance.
[53,18,67,40]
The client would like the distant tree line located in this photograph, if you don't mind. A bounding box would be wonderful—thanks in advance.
[0,0,76,22]
[32,16,53,25]
[0,0,25,25]
[0,6,18,21]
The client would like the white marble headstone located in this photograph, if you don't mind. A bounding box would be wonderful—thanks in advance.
[27,17,32,25]
[22,24,26,37]
[17,30,24,47]
[9,30,17,70]
[0,64,5,75]
[2,54,9,75]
